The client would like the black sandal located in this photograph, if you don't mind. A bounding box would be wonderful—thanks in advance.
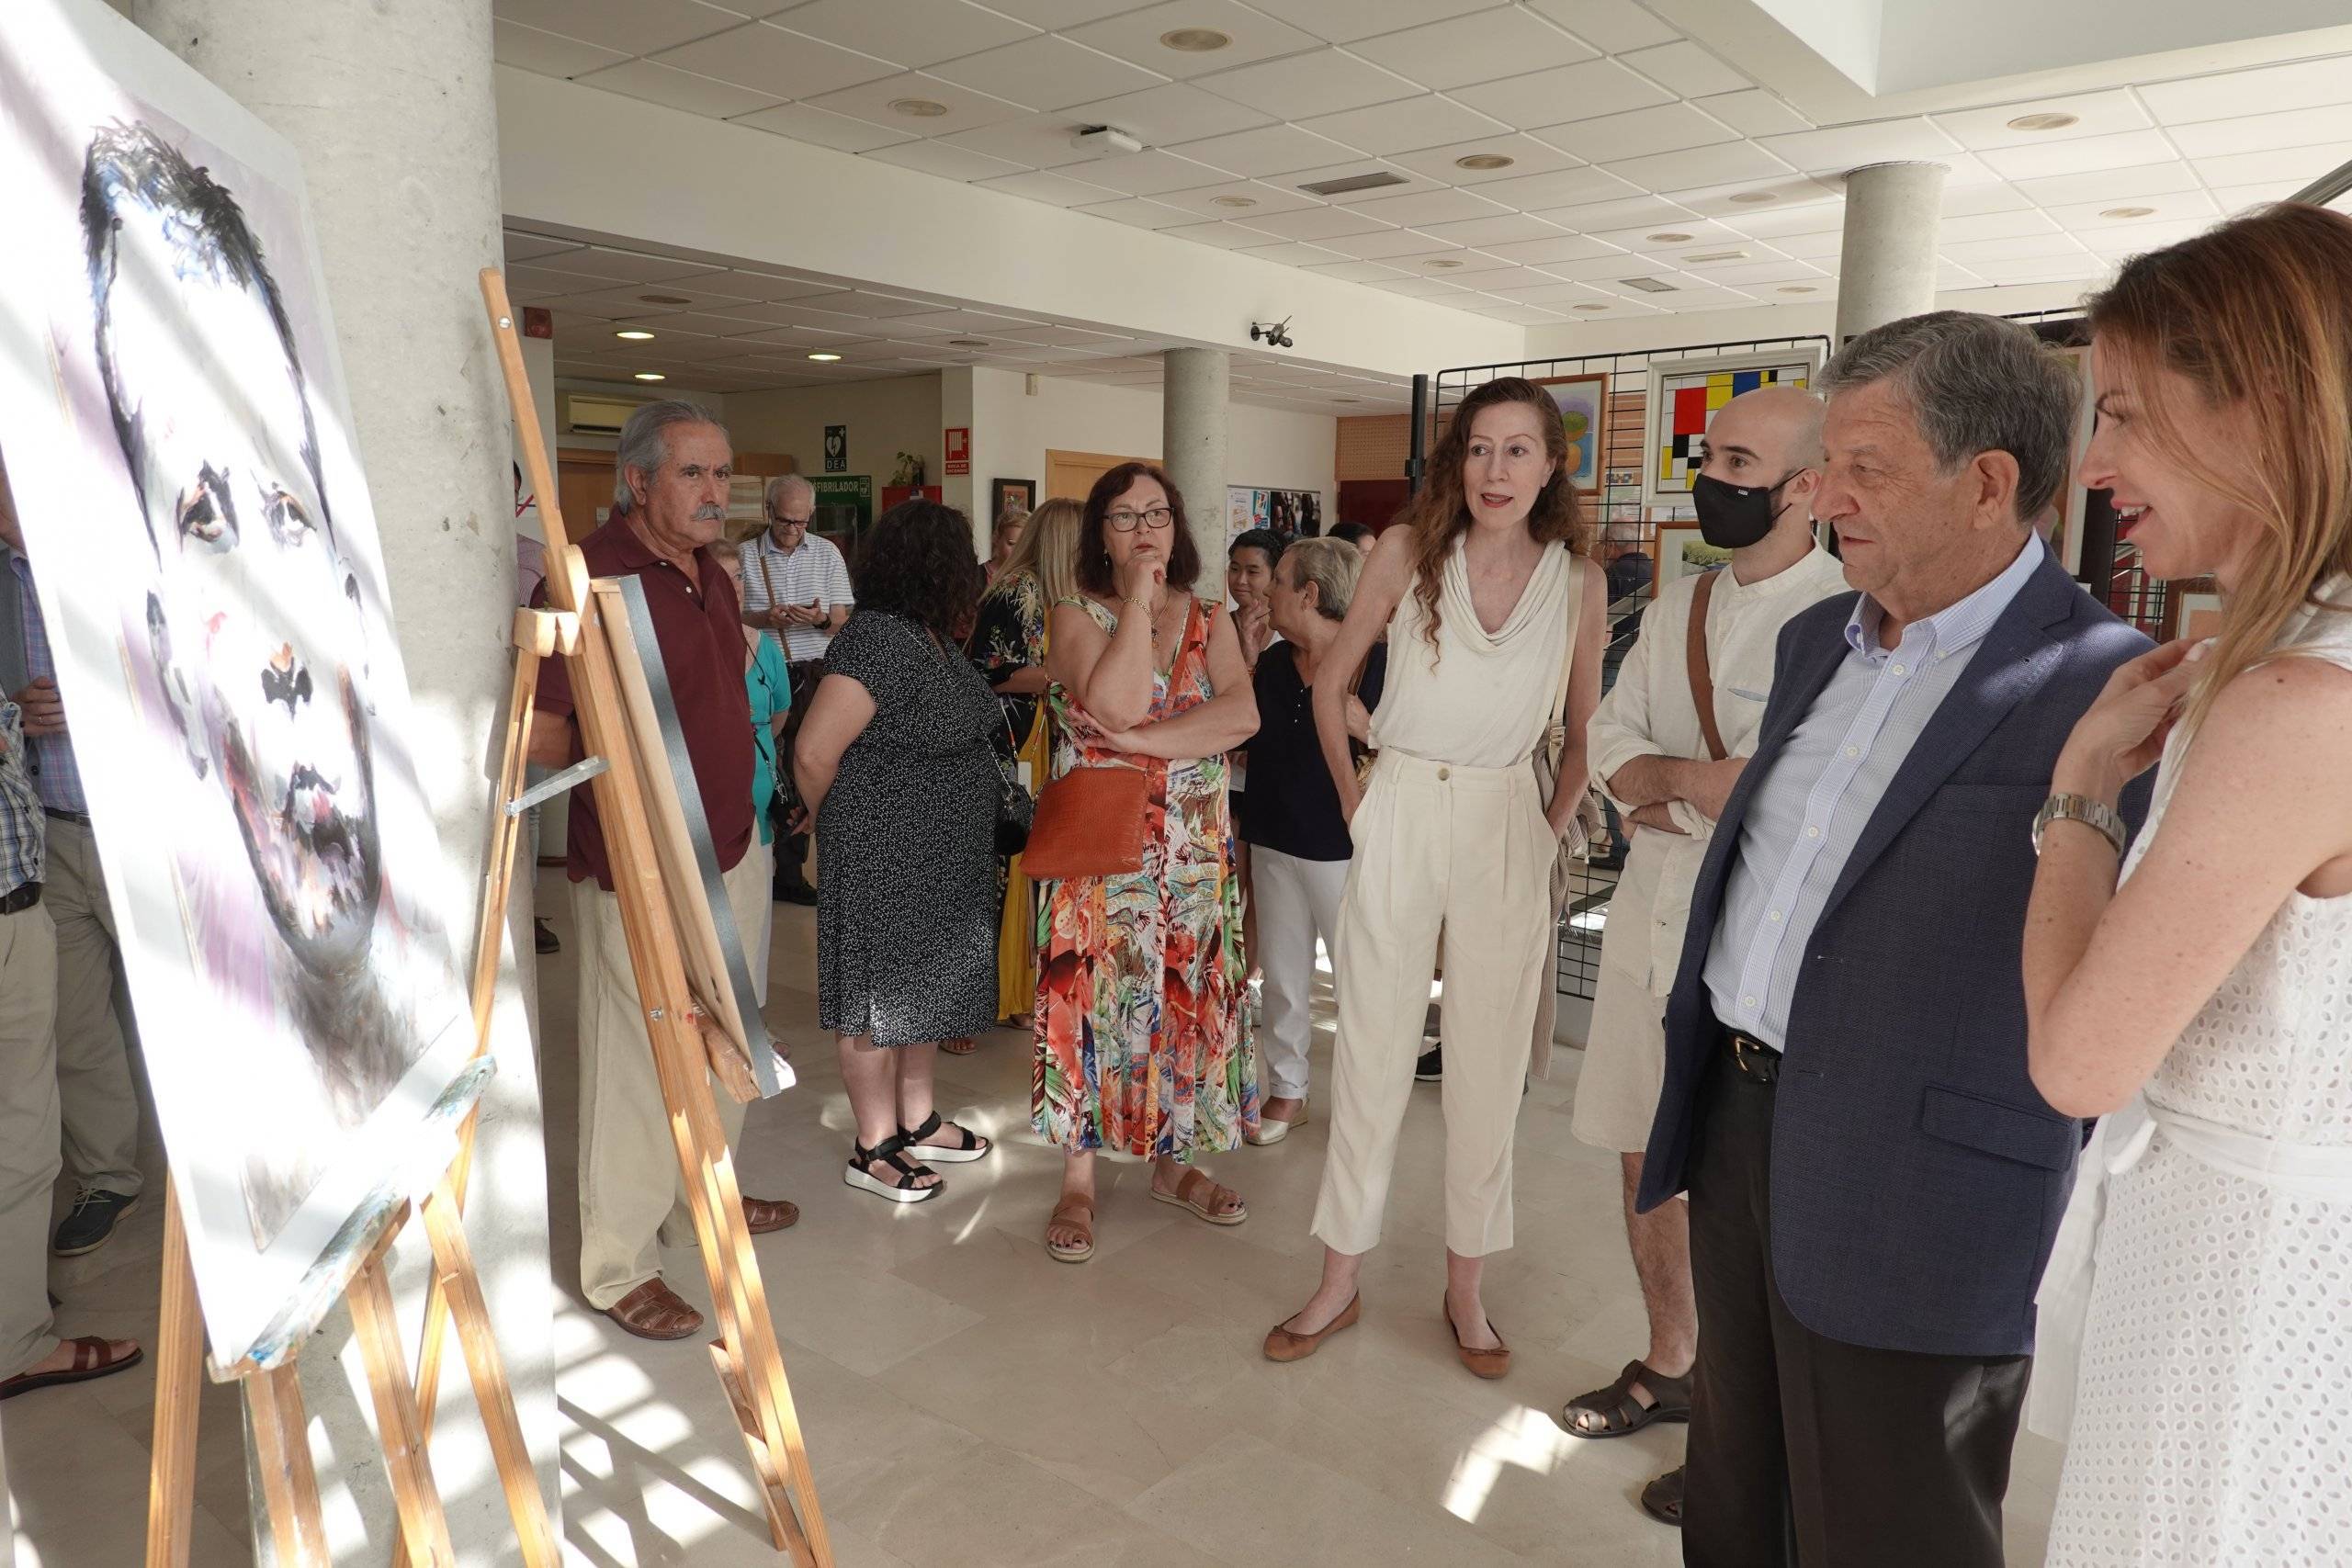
[843,1134,942,1204]
[1639,1465,1684,1528]
[899,1110,991,1166]
[1560,1359,1693,1438]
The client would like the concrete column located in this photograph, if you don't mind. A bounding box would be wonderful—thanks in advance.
[1835,162,1949,344]
[1161,348,1230,570]
[125,2,560,1562]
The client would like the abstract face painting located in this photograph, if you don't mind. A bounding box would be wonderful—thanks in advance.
[0,2,469,1363]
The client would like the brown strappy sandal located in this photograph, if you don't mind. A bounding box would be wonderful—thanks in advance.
[1150,1168,1247,1225]
[1046,1195,1095,1263]
[1560,1359,1693,1438]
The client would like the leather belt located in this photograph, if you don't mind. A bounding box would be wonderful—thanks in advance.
[1724,1026,1782,1085]
[0,881,41,915]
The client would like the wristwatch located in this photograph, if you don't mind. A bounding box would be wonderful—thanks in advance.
[2033,792,2128,858]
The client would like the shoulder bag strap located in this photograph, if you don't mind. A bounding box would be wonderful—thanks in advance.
[1686,568,1728,762]
[1544,553,1584,752]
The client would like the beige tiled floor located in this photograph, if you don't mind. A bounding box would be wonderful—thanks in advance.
[6,873,2068,1564]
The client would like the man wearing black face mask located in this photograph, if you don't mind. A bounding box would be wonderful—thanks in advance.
[1559,386,1848,1523]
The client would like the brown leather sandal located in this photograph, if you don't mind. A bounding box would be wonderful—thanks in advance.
[1150,1168,1247,1225]
[742,1196,800,1235]
[1046,1195,1095,1263]
[0,1337,142,1401]
[605,1278,703,1341]
[1560,1359,1693,1438]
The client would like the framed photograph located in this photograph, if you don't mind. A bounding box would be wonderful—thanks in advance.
[989,477,1035,522]
[1655,525,1731,588]
[1534,373,1608,490]
[1643,347,1825,513]
[2172,582,2224,643]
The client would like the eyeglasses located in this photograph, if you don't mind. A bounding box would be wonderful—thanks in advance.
[1106,506,1174,532]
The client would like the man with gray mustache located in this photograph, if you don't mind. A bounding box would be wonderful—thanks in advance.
[528,400,799,1343]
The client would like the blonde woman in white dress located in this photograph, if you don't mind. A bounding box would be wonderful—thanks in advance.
[2023,203,2352,1565]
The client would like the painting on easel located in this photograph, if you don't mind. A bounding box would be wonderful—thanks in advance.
[0,0,471,1364]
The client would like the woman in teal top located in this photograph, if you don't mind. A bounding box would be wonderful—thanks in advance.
[715,539,793,1005]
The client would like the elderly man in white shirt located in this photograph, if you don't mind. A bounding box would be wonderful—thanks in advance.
[739,474,852,903]
[1558,388,1849,1504]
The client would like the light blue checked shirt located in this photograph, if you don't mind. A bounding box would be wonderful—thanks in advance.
[1704,532,2045,1048]
[0,702,44,897]
[5,548,85,815]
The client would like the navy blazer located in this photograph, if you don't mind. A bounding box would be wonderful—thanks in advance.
[1636,548,2152,1359]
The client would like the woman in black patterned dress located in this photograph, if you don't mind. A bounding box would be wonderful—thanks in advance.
[794,501,1001,1204]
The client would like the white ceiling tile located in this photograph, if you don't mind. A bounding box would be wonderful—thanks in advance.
[1236,240,1352,266]
[2139,56,2352,127]
[930,35,1168,111]
[1344,186,1514,225]
[553,281,770,316]
[2168,104,2352,160]
[1479,276,1607,303]
[1384,246,1515,274]
[503,261,610,299]
[2080,219,2211,255]
[1764,229,1841,259]
[1475,231,1623,264]
[1368,274,1476,295]
[1279,158,1443,201]
[1935,208,2061,243]
[1238,0,1494,45]
[1940,182,2034,217]
[2191,141,2352,189]
[574,59,778,118]
[1978,130,2186,181]
[1064,0,1324,79]
[491,18,628,78]
[1757,118,1963,174]
[1682,257,1826,286]
[1930,90,2152,152]
[1721,198,1844,238]
[1541,102,1740,163]
[1456,58,1672,129]
[1962,254,2111,283]
[1671,175,1843,220]
[975,168,1127,206]
[888,308,1046,332]
[731,100,918,152]
[1385,131,1586,186]
[808,71,1032,136]
[1163,220,1291,249]
[813,290,943,319]
[2041,189,2220,230]
[546,247,729,285]
[1228,204,1401,241]
[1319,226,1464,258]
[1349,7,1596,92]
[1694,88,1812,138]
[1068,148,1236,195]
[995,325,1134,346]
[861,139,1027,182]
[1520,0,1677,52]
[1589,218,1745,250]
[1062,82,1277,144]
[503,231,585,264]
[1467,301,1571,323]
[940,115,1097,169]
[1150,177,1326,217]
[1075,196,1212,228]
[2009,161,2202,208]
[650,22,899,98]
[1474,265,1585,293]
[2211,179,2309,212]
[710,271,861,303]
[1939,231,2089,263]
[1299,95,1512,155]
[1606,140,1793,192]
[1466,163,1640,209]
[491,0,743,55]
[781,0,1036,70]
[1528,193,1700,231]
[1413,211,1567,245]
[1618,40,1750,99]
[1194,48,1424,119]
[1169,123,1369,176]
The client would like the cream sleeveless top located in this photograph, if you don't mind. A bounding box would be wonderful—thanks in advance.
[1371,539,1583,769]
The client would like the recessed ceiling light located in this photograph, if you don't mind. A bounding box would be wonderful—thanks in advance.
[1728,191,1777,205]
[633,372,666,382]
[1646,231,1694,243]
[1424,257,1464,269]
[890,97,950,118]
[1777,285,1818,294]
[638,293,692,305]
[1571,303,1610,311]
[614,329,656,341]
[1454,152,1515,172]
[947,338,990,347]
[1159,27,1231,51]
[807,352,842,362]
[2006,111,2079,132]
[2101,205,2157,220]
[1211,195,1258,209]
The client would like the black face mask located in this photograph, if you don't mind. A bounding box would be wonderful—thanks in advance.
[1691,469,1803,549]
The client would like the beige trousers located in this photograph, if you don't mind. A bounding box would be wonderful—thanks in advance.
[0,903,60,1377]
[1314,752,1555,1258]
[574,847,768,1310]
[47,818,141,1196]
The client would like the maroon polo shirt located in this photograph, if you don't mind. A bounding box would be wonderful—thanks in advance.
[537,517,755,890]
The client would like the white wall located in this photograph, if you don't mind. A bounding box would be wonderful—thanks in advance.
[726,373,942,482]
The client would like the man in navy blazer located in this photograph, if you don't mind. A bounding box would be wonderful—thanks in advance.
[1636,312,2151,1566]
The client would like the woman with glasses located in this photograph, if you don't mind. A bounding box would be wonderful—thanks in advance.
[1033,462,1261,1261]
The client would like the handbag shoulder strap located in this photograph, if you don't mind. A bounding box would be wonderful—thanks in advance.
[1686,568,1728,761]
[1545,552,1584,736]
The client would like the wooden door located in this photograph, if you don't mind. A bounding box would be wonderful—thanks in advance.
[556,448,613,536]
[1046,447,1153,503]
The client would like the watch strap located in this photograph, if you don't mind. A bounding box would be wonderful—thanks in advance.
[2034,792,2128,857]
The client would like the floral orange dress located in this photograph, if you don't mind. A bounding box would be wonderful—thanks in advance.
[1033,595,1259,1159]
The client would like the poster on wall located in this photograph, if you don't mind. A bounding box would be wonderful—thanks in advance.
[1644,348,1823,514]
[1534,373,1607,490]
[0,0,472,1363]
[1227,486,1323,550]
[823,423,847,473]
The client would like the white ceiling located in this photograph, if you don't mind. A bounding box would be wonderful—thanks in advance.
[493,0,2352,330]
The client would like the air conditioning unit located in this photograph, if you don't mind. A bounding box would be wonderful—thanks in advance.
[563,392,650,436]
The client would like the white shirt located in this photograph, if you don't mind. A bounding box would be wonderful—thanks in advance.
[1588,546,1850,998]
[740,530,853,662]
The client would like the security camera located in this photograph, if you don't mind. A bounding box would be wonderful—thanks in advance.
[1250,318,1295,348]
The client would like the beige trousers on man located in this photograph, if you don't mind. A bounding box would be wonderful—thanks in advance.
[47,818,141,1197]
[1314,752,1555,1258]
[575,845,769,1311]
[0,903,60,1377]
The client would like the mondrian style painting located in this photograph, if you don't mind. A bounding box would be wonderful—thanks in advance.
[1642,350,1824,511]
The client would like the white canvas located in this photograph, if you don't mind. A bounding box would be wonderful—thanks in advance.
[0,0,471,1365]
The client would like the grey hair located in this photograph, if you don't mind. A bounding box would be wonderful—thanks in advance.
[1283,536,1365,622]
[612,399,725,515]
[764,473,815,518]
[706,536,741,560]
[1815,310,2077,524]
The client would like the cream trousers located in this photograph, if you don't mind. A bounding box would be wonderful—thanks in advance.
[1313,751,1555,1258]
[574,843,769,1310]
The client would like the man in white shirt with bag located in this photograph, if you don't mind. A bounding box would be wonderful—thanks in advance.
[1557,386,1849,1526]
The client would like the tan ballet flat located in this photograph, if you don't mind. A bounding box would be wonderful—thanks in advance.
[1445,1296,1510,1380]
[1263,1294,1361,1362]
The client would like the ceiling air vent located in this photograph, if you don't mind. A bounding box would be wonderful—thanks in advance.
[1619,276,1679,293]
[1683,249,1749,264]
[1297,170,1408,197]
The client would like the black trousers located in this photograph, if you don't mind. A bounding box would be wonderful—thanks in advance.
[774,659,827,887]
[1682,1043,2030,1568]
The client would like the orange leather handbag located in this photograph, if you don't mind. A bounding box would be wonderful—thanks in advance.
[1021,762,1149,880]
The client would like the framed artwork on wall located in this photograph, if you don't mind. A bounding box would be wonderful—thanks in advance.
[989,477,1035,522]
[1654,525,1731,588]
[1643,348,1824,514]
[1533,373,1608,490]
[2171,582,2224,643]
